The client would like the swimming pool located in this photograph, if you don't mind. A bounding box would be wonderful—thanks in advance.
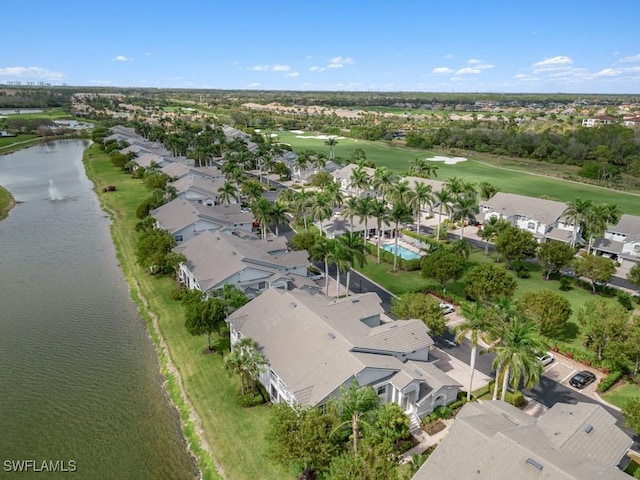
[381,243,422,260]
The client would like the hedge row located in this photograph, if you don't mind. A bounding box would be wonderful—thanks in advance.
[597,370,624,393]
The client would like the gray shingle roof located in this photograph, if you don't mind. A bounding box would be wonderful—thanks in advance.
[481,192,569,226]
[412,401,632,480]
[608,214,640,241]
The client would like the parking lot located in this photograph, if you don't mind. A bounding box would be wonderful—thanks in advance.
[542,353,602,395]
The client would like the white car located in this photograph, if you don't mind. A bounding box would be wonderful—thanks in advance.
[440,303,455,315]
[537,352,555,366]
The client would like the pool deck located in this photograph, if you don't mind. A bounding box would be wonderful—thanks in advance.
[372,237,426,257]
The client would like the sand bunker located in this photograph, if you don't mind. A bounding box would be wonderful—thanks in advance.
[289,130,305,134]
[427,155,467,165]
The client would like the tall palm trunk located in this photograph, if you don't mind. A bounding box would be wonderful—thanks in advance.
[393,222,400,271]
[324,256,330,297]
[345,270,351,297]
[416,208,421,234]
[352,414,359,456]
[492,364,502,401]
[468,344,477,401]
[500,365,511,402]
[335,269,341,298]
[377,223,382,264]
[436,207,443,240]
[460,223,465,240]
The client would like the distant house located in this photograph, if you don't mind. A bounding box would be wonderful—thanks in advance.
[227,289,461,430]
[623,115,640,126]
[480,192,577,244]
[175,231,312,298]
[582,115,618,127]
[131,152,170,169]
[171,174,228,206]
[412,400,633,480]
[150,199,254,243]
[331,164,375,196]
[593,213,640,268]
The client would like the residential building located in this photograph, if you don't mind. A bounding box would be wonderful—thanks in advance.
[175,231,312,297]
[582,115,618,127]
[413,400,633,479]
[623,115,640,126]
[151,199,254,243]
[171,174,228,206]
[227,289,461,430]
[593,213,640,268]
[480,192,577,244]
[332,164,376,196]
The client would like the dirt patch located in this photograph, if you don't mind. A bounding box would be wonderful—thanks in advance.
[423,420,447,436]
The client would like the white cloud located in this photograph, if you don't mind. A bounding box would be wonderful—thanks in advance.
[432,67,454,74]
[113,55,133,62]
[468,58,482,64]
[620,54,640,63]
[252,64,291,72]
[247,82,261,88]
[327,63,344,69]
[0,66,65,81]
[595,68,622,77]
[285,72,299,78]
[455,67,481,75]
[533,55,572,68]
[310,66,326,72]
[444,54,453,59]
[330,56,354,65]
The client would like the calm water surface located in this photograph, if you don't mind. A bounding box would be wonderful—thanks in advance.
[0,140,198,479]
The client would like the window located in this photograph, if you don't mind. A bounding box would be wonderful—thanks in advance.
[376,385,386,396]
[174,234,184,243]
[258,281,268,290]
[527,222,536,230]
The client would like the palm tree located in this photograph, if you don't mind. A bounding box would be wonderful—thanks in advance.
[564,197,593,248]
[491,316,544,401]
[371,167,396,201]
[251,197,272,240]
[218,181,239,205]
[387,179,412,207]
[371,199,389,264]
[350,166,370,197]
[452,196,480,240]
[270,201,288,237]
[337,232,367,296]
[336,382,380,456]
[434,189,455,241]
[408,158,439,178]
[309,236,334,296]
[356,196,374,241]
[585,203,621,254]
[456,302,492,401]
[332,240,351,298]
[311,192,333,235]
[325,137,338,160]
[224,337,268,400]
[479,181,499,201]
[444,176,465,197]
[411,182,434,234]
[479,216,508,256]
[343,196,360,233]
[310,151,327,172]
[388,202,413,272]
[294,151,310,180]
[241,180,264,204]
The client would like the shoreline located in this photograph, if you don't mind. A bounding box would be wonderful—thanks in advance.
[82,146,220,480]
[0,184,16,221]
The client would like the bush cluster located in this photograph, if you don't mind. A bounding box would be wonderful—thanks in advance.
[597,371,624,393]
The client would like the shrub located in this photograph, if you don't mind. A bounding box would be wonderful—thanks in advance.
[559,276,573,291]
[515,264,530,279]
[617,291,634,311]
[505,391,526,408]
[597,371,624,393]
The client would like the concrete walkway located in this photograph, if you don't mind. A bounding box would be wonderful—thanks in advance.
[400,419,453,463]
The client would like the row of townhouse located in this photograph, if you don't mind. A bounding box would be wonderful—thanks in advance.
[108,126,463,425]
[329,162,640,267]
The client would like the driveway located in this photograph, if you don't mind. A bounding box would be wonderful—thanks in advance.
[543,353,602,397]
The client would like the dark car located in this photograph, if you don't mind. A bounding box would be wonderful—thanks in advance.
[569,370,596,389]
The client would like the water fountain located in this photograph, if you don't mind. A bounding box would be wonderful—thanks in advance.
[48,180,63,201]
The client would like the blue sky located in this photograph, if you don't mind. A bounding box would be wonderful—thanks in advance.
[2,1,639,93]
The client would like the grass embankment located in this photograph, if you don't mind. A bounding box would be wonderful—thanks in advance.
[83,144,291,480]
[0,184,15,221]
[273,131,640,215]
[602,382,640,410]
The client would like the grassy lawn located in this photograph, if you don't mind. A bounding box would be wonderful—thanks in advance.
[356,244,625,348]
[0,184,15,220]
[602,381,640,410]
[273,130,640,215]
[0,134,39,149]
[83,145,292,480]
